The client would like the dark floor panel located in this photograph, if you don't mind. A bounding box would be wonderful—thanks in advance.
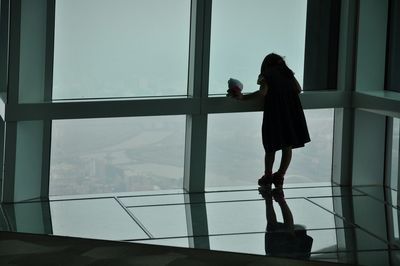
[312,250,400,266]
[0,231,350,266]
[133,227,393,256]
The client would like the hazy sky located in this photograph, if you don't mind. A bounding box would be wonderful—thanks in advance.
[210,0,307,94]
[53,0,190,98]
[53,0,307,99]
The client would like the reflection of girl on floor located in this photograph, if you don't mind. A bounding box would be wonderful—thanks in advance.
[259,187,313,259]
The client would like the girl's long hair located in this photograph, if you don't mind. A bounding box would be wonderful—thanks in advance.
[260,53,294,78]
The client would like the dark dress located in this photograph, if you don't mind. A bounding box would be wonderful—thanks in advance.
[262,66,310,153]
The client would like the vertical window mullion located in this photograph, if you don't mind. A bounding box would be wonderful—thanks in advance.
[184,0,212,250]
[2,0,54,203]
[184,0,212,193]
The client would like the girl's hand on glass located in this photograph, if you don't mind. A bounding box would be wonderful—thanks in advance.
[226,88,243,100]
[227,78,243,99]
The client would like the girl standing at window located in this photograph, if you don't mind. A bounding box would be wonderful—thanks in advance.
[228,53,310,187]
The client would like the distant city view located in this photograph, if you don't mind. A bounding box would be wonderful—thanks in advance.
[49,109,333,196]
[50,116,186,195]
[49,0,319,196]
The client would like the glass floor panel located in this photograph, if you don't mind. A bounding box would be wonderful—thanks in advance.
[2,184,399,266]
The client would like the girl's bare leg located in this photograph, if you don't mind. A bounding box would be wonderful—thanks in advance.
[273,147,292,187]
[264,151,276,176]
[277,147,292,176]
[258,151,276,186]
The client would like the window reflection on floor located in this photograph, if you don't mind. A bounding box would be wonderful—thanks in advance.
[390,118,399,239]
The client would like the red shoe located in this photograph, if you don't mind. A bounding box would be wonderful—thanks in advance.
[258,174,273,187]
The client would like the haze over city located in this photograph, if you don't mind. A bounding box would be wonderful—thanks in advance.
[49,0,333,196]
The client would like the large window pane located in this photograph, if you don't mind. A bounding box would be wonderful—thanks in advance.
[206,109,334,188]
[209,0,307,95]
[53,0,190,99]
[50,116,185,196]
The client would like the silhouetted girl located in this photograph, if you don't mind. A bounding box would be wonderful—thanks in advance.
[228,53,310,187]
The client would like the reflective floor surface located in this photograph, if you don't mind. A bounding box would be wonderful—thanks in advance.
[1,184,400,266]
